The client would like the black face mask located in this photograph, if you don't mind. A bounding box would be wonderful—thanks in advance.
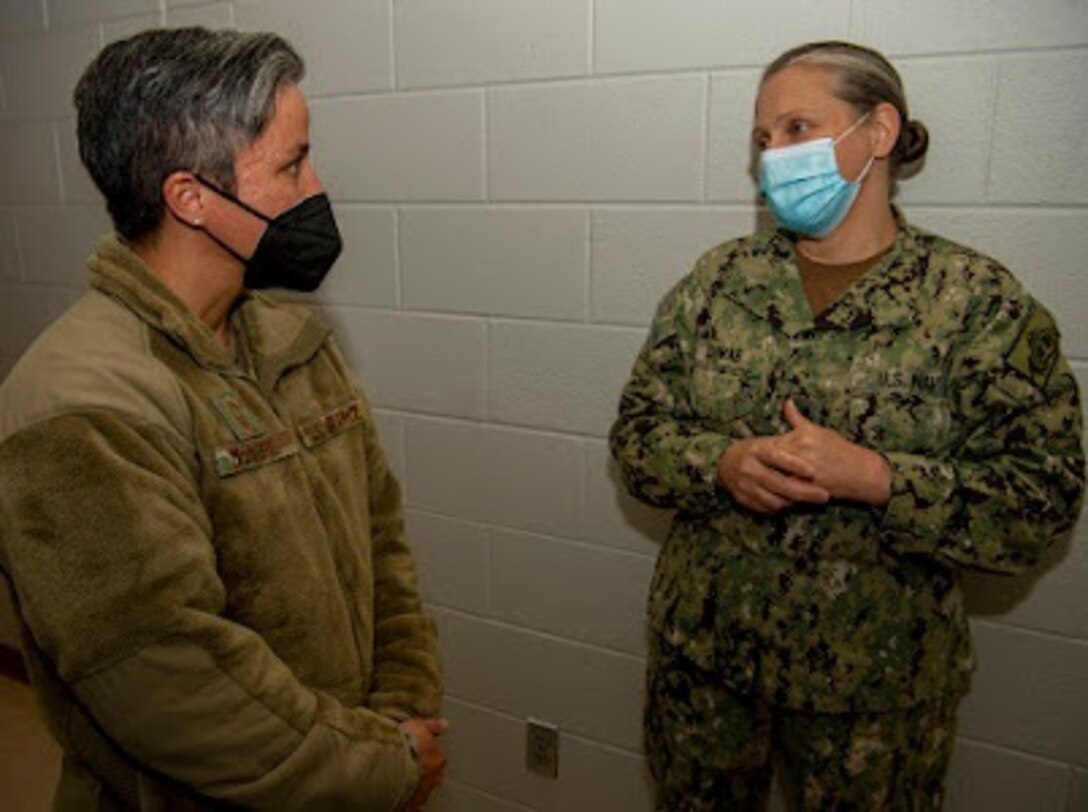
[193,175,343,292]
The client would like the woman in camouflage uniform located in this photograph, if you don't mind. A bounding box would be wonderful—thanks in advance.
[610,41,1084,811]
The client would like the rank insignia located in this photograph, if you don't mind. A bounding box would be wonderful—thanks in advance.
[210,392,265,441]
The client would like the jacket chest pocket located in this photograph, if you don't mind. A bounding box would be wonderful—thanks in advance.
[846,374,954,454]
[691,365,763,435]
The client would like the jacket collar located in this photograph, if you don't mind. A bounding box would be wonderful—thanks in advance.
[89,234,331,388]
[715,209,929,336]
[233,292,332,392]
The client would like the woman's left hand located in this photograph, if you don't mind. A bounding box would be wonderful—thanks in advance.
[778,399,892,506]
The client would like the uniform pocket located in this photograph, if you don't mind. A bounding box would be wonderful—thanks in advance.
[848,385,953,454]
[691,367,761,433]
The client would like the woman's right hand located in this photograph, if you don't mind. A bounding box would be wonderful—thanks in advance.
[717,436,831,514]
[399,718,449,811]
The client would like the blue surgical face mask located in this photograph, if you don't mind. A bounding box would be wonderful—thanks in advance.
[758,113,874,238]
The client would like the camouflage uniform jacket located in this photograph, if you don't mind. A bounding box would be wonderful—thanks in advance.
[610,218,1085,713]
[0,235,441,810]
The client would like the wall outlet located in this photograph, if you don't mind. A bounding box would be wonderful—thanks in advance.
[526,718,559,779]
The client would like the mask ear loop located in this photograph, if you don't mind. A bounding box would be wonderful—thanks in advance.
[187,173,263,265]
[833,111,871,145]
[853,153,876,185]
[195,174,334,240]
[193,174,274,224]
[834,111,876,184]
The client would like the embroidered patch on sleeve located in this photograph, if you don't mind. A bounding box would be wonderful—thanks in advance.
[1007,305,1059,388]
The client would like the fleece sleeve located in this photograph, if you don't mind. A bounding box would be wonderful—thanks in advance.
[359,399,443,721]
[0,411,418,811]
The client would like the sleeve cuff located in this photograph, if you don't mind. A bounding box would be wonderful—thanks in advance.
[680,432,733,500]
[878,452,957,552]
[394,725,421,810]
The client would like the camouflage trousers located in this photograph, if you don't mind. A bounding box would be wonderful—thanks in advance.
[646,648,959,812]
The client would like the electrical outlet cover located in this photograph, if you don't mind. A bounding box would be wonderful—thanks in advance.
[526,718,559,779]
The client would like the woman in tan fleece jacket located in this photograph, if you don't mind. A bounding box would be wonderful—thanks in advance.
[0,27,445,811]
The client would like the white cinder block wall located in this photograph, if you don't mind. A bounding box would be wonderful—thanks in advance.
[1,2,1086,810]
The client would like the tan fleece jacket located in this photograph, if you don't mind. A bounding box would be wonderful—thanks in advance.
[0,235,442,810]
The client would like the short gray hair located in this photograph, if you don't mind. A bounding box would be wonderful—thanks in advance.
[763,41,929,175]
[74,27,304,240]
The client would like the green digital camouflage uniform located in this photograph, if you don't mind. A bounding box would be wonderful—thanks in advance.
[610,216,1085,811]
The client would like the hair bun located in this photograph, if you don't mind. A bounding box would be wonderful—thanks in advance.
[898,119,929,166]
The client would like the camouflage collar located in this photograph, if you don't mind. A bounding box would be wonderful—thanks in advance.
[715,213,928,336]
[812,224,929,333]
[88,233,330,386]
